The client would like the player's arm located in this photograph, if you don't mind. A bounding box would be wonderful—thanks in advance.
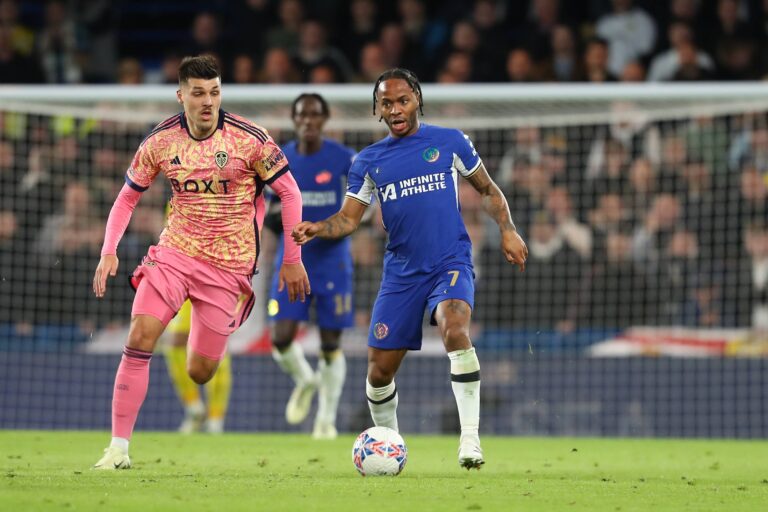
[270,170,311,303]
[466,163,528,271]
[93,183,143,298]
[292,198,366,245]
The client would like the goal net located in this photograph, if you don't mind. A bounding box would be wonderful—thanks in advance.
[1,83,767,437]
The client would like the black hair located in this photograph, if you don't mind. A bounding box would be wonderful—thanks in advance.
[178,55,220,84]
[291,93,330,117]
[372,68,423,116]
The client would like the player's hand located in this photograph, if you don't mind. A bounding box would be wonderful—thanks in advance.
[278,261,311,303]
[291,221,320,246]
[502,229,528,272]
[93,254,119,298]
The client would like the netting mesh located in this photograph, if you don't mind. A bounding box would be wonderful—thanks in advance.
[1,85,767,436]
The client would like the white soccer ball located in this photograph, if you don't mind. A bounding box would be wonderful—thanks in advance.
[351,426,408,476]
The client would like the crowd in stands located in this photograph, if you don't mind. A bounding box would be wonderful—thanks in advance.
[1,0,768,85]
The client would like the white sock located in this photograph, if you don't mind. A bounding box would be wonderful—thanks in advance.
[316,350,346,426]
[366,379,399,431]
[448,347,481,437]
[272,343,314,385]
[110,437,129,454]
[186,400,205,416]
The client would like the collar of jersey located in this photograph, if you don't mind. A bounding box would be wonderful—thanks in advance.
[180,109,225,141]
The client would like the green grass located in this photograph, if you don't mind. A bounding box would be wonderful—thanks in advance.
[1,432,767,512]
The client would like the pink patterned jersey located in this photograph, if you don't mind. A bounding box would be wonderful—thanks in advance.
[126,110,288,275]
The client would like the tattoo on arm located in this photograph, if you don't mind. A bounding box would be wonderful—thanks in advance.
[467,166,516,232]
[316,212,358,239]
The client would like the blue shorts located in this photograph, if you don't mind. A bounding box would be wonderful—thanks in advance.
[268,270,354,330]
[368,264,475,350]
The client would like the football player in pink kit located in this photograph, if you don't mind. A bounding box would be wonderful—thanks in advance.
[91,55,309,470]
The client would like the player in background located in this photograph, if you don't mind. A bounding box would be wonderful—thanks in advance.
[293,68,527,469]
[91,55,309,469]
[268,93,356,440]
[165,298,231,434]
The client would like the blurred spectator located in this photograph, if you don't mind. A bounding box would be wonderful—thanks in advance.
[308,63,338,83]
[116,57,144,85]
[73,0,118,83]
[730,222,768,328]
[672,40,716,80]
[578,38,617,82]
[441,50,473,83]
[575,230,655,328]
[357,42,387,82]
[729,119,768,173]
[397,0,449,79]
[0,22,43,83]
[595,0,657,77]
[159,52,183,84]
[631,193,682,271]
[266,0,305,52]
[544,186,592,258]
[620,60,646,81]
[588,192,632,258]
[0,0,33,56]
[258,47,301,84]
[37,0,82,84]
[647,22,715,81]
[625,157,659,221]
[378,23,407,70]
[540,25,579,82]
[708,0,755,72]
[0,208,32,326]
[292,19,354,82]
[230,54,257,84]
[505,48,537,82]
[515,0,561,60]
[339,0,380,71]
[184,12,229,65]
[478,210,582,329]
[230,0,277,55]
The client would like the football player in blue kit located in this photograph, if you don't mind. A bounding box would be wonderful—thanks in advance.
[292,69,527,469]
[269,93,356,439]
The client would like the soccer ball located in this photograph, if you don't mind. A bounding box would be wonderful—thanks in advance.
[351,426,407,476]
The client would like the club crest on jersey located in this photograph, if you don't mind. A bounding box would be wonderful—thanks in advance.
[215,151,228,168]
[374,322,389,340]
[422,147,440,163]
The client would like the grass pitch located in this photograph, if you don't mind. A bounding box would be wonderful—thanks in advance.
[1,431,767,512]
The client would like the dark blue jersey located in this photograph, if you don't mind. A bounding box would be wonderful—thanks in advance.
[346,123,481,282]
[275,138,355,277]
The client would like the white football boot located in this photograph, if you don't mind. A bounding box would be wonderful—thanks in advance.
[458,434,485,470]
[92,446,131,470]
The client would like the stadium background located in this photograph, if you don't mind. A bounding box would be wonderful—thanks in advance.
[1,0,768,438]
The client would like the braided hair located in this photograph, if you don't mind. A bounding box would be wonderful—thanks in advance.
[372,68,424,116]
[291,93,330,117]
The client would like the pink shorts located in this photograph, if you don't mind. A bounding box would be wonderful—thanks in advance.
[130,245,255,359]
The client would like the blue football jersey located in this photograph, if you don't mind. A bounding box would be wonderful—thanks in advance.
[346,123,481,281]
[274,139,355,277]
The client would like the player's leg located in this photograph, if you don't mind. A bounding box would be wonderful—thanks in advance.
[164,300,206,433]
[430,266,483,469]
[271,319,317,424]
[94,281,176,470]
[268,273,316,425]
[312,284,354,439]
[203,351,232,434]
[365,280,428,432]
[313,328,345,439]
[366,346,407,431]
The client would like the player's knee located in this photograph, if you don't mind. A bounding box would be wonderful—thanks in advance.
[271,336,293,352]
[367,364,395,388]
[441,323,470,348]
[187,364,214,385]
[126,324,160,352]
[187,359,217,385]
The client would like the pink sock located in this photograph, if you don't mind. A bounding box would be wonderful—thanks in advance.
[111,346,152,440]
